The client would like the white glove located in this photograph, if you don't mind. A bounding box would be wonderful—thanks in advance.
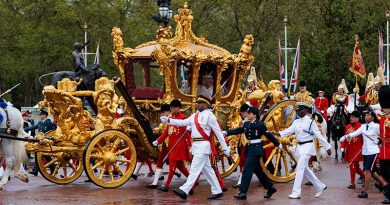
[278,144,283,149]
[152,141,158,147]
[222,131,227,136]
[340,148,345,152]
[340,136,346,142]
[186,126,192,131]
[160,116,169,123]
[223,147,230,157]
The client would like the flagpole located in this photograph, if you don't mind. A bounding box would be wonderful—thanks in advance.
[84,22,88,67]
[354,74,359,111]
[386,11,390,85]
[284,16,289,95]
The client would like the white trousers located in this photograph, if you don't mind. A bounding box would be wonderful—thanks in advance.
[292,153,326,196]
[180,153,222,195]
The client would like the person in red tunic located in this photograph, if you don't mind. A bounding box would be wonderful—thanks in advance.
[343,111,365,189]
[315,91,329,120]
[378,85,390,204]
[153,99,191,192]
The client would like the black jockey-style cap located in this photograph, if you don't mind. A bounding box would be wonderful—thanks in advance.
[299,80,306,87]
[247,106,259,115]
[379,85,390,109]
[240,103,250,112]
[39,109,48,116]
[160,104,170,112]
[296,103,310,111]
[170,99,182,108]
[196,95,212,105]
[350,111,360,118]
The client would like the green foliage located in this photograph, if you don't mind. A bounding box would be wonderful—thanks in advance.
[0,0,389,105]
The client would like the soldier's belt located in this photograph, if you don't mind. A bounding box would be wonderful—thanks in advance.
[298,140,313,145]
[247,139,262,144]
[192,138,207,142]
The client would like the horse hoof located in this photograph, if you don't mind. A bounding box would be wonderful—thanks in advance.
[16,173,29,183]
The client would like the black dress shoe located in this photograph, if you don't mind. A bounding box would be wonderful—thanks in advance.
[173,189,187,200]
[232,184,240,188]
[145,184,158,189]
[29,171,38,176]
[382,196,390,204]
[347,184,356,189]
[189,190,194,195]
[222,187,228,192]
[207,193,223,200]
[358,191,368,198]
[174,172,181,178]
[159,185,169,192]
[84,179,92,183]
[234,192,247,200]
[131,174,138,180]
[264,186,277,198]
[305,181,313,186]
[159,176,164,180]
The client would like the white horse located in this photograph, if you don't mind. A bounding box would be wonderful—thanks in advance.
[0,104,29,190]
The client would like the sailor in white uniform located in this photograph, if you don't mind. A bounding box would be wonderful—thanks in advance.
[278,103,332,199]
[160,95,230,200]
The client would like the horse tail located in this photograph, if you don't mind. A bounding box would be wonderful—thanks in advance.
[13,119,28,168]
[38,72,57,86]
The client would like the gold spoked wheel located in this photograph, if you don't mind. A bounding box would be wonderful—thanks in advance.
[83,129,136,188]
[35,130,84,185]
[216,135,240,178]
[260,99,298,183]
[36,151,84,185]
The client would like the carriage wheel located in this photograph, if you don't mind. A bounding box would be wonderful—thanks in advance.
[36,151,84,185]
[260,100,298,183]
[83,129,136,188]
[216,135,240,178]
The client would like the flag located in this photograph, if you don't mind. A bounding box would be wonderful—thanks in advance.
[379,32,388,84]
[278,38,288,93]
[94,44,100,65]
[349,39,366,78]
[289,38,301,94]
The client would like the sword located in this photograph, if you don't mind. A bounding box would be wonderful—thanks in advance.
[0,83,21,98]
[162,129,189,163]
[347,149,362,168]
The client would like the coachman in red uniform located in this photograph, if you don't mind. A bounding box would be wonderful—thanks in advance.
[342,111,364,189]
[154,99,191,192]
[315,91,329,120]
[378,85,390,204]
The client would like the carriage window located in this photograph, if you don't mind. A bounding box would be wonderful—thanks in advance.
[220,65,234,96]
[197,62,217,99]
[131,60,164,89]
[176,61,192,95]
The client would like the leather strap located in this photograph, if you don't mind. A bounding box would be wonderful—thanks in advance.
[194,113,217,155]
[298,140,313,145]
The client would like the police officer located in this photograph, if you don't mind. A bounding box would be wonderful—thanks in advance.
[223,107,281,200]
[25,109,56,176]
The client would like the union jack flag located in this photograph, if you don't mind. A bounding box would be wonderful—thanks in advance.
[379,32,388,84]
[278,38,288,93]
[289,38,301,94]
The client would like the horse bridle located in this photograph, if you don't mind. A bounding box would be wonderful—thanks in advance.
[0,107,18,138]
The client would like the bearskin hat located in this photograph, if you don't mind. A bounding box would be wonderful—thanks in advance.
[378,85,390,109]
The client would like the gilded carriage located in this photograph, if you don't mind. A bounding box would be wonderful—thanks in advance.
[25,3,303,188]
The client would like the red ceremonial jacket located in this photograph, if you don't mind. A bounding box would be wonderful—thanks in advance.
[379,116,390,160]
[315,97,329,120]
[157,112,191,161]
[343,123,363,162]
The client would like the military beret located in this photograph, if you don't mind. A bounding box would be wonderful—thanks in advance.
[240,103,250,112]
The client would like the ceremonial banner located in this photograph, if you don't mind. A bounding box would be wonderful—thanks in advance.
[379,32,388,84]
[349,39,366,78]
[289,38,301,94]
[278,38,288,93]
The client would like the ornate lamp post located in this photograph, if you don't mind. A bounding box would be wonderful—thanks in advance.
[152,0,173,27]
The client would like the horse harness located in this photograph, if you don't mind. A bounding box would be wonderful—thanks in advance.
[0,106,18,141]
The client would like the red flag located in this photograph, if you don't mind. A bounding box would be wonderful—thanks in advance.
[349,39,366,78]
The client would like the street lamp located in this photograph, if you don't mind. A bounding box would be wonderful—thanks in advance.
[152,0,173,27]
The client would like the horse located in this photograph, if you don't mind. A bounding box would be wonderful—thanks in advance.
[329,102,349,162]
[0,102,29,190]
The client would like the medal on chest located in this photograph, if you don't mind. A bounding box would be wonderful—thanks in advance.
[168,126,175,135]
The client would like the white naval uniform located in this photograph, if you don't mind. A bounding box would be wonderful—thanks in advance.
[168,109,228,195]
[279,115,332,197]
[346,121,380,155]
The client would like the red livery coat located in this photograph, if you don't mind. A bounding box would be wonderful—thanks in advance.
[315,97,329,120]
[379,116,390,160]
[157,112,191,161]
[344,123,363,162]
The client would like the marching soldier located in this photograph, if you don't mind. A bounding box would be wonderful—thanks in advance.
[153,99,191,192]
[315,91,329,120]
[342,111,364,189]
[378,85,390,204]
[160,95,230,200]
[278,104,332,199]
[294,80,313,104]
[223,107,280,200]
